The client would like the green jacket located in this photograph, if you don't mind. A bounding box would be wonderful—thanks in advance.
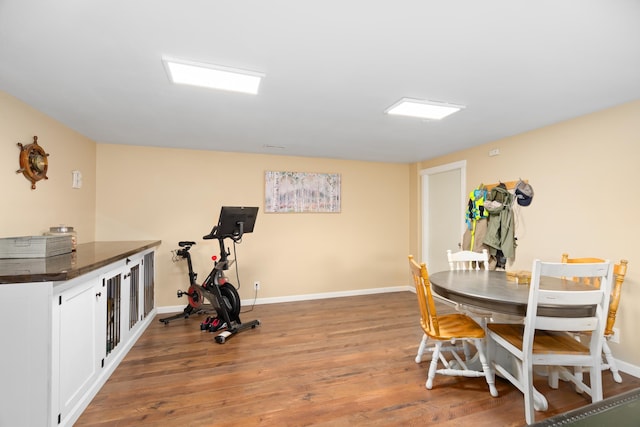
[483,185,516,259]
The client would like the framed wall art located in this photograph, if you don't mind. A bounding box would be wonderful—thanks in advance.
[265,171,341,213]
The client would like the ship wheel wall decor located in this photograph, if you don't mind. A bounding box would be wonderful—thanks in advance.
[17,136,49,189]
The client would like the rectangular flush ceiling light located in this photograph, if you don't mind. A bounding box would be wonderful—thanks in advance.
[163,57,264,95]
[385,98,465,120]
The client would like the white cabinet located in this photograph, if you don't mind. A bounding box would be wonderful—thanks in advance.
[0,243,157,427]
[56,250,155,427]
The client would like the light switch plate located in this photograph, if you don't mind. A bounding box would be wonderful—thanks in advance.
[72,170,82,189]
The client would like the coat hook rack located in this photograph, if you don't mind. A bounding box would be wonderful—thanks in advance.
[484,179,527,191]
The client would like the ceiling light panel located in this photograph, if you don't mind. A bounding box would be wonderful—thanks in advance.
[163,57,264,95]
[385,98,465,120]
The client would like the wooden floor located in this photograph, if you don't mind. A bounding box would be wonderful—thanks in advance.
[77,292,640,426]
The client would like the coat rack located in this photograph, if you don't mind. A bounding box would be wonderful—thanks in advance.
[484,179,528,191]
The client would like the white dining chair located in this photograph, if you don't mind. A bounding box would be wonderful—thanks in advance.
[487,259,613,425]
[447,249,490,271]
[446,249,495,324]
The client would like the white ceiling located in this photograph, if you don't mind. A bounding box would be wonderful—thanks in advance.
[1,1,639,163]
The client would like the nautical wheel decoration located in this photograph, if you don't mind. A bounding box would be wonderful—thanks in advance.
[16,136,49,189]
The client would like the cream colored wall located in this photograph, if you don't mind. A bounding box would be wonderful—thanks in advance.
[411,99,640,368]
[95,144,410,307]
[6,85,639,369]
[0,91,96,240]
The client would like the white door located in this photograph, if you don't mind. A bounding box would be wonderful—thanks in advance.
[421,161,466,273]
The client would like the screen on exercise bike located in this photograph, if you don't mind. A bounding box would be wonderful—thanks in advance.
[214,206,259,239]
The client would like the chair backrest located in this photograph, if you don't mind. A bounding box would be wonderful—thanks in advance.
[560,253,605,286]
[408,255,440,337]
[561,253,628,336]
[447,249,489,271]
[523,260,613,355]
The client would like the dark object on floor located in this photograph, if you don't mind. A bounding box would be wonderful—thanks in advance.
[531,387,640,427]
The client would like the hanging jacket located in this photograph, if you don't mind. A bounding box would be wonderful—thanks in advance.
[465,186,488,230]
[462,185,489,252]
[463,218,488,252]
[483,184,516,259]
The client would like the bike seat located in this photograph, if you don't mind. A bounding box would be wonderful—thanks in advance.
[178,241,196,247]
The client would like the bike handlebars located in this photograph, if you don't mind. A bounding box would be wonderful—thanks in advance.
[202,226,218,240]
[202,224,244,242]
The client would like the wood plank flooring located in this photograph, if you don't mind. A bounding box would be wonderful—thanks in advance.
[76,292,640,426]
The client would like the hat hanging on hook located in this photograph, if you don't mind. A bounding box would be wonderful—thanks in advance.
[515,179,534,206]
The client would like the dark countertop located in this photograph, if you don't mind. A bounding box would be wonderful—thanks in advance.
[0,240,161,284]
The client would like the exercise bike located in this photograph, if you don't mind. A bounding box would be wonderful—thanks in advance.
[159,206,261,344]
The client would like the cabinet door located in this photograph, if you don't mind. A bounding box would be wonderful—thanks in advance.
[124,255,155,338]
[128,260,142,331]
[102,268,124,360]
[57,278,101,421]
[100,258,143,363]
[142,251,155,318]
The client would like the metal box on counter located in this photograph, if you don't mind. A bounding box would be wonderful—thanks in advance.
[0,235,73,258]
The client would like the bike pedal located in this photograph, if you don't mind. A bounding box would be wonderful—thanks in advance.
[200,316,213,330]
[208,318,227,332]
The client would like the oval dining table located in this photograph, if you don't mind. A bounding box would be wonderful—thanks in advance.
[428,269,596,412]
[429,269,596,318]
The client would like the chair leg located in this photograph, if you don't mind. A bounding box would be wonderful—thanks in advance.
[573,367,585,394]
[462,340,472,361]
[426,342,442,390]
[522,360,535,425]
[548,367,559,389]
[416,333,429,363]
[589,365,604,403]
[474,338,498,397]
[602,340,623,383]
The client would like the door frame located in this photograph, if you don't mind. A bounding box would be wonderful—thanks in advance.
[420,160,467,268]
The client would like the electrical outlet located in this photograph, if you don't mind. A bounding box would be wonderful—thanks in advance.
[254,281,260,291]
[611,327,620,344]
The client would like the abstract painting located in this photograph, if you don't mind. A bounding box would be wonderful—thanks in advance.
[265,171,341,213]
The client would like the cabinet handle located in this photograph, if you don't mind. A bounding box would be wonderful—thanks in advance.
[96,292,102,297]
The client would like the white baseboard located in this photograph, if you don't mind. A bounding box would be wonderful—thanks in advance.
[157,304,191,314]
[243,285,413,306]
[156,285,413,314]
[614,358,640,379]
